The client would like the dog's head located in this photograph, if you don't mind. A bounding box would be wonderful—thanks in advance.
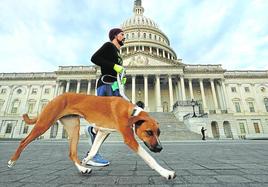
[128,115,162,153]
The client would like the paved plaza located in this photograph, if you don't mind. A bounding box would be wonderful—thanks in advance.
[0,140,268,187]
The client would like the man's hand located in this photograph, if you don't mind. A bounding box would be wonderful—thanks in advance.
[113,64,124,73]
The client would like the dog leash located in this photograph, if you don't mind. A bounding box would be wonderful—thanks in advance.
[117,69,130,101]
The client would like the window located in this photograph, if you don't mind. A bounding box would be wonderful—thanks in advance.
[132,33,134,38]
[261,87,266,92]
[31,88,37,94]
[253,123,260,133]
[1,88,7,94]
[264,98,268,112]
[149,34,152,39]
[143,33,146,38]
[126,34,129,39]
[234,102,241,112]
[231,87,237,92]
[239,123,246,134]
[5,123,12,133]
[248,102,255,112]
[27,102,35,113]
[244,87,250,92]
[23,126,29,134]
[11,100,20,114]
[44,88,50,94]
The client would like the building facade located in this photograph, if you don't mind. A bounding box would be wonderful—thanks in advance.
[1,0,268,140]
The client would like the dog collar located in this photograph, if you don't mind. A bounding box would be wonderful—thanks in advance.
[131,106,144,116]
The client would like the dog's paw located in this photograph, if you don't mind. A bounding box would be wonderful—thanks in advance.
[7,160,16,168]
[163,170,176,180]
[81,168,92,175]
[75,162,92,175]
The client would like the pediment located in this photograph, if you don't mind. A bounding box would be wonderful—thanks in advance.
[122,53,175,67]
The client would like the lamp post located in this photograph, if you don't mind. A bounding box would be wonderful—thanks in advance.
[191,99,197,117]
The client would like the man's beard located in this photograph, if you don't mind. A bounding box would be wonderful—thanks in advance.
[117,38,125,46]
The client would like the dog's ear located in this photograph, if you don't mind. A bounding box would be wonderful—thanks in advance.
[127,116,147,128]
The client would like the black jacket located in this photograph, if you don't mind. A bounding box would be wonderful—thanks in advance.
[91,42,123,87]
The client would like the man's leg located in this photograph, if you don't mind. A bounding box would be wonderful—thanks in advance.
[83,85,110,167]
[84,126,110,166]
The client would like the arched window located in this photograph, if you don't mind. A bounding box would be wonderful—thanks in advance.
[11,99,20,114]
[27,100,36,113]
[246,98,255,112]
[143,33,146,38]
[264,98,268,112]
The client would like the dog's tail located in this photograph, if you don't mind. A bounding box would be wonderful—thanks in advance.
[23,114,37,125]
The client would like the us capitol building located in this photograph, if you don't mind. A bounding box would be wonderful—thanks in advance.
[0,0,268,140]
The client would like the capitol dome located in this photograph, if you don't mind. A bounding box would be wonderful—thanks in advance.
[120,0,178,63]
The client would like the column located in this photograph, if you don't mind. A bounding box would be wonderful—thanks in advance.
[65,80,70,92]
[168,75,174,111]
[144,75,149,111]
[157,48,159,56]
[238,84,247,113]
[36,85,44,114]
[177,78,182,101]
[22,85,31,113]
[210,79,219,113]
[251,83,261,112]
[127,47,129,54]
[76,80,81,93]
[132,75,136,103]
[4,85,14,114]
[168,53,170,59]
[189,79,194,100]
[221,80,232,113]
[150,47,152,54]
[163,50,166,58]
[87,80,91,95]
[180,76,186,101]
[199,79,207,111]
[155,75,162,112]
[54,81,60,97]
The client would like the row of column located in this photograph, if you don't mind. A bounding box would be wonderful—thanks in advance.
[121,46,174,60]
[56,76,225,113]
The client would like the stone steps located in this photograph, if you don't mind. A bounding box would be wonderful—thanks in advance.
[100,112,202,141]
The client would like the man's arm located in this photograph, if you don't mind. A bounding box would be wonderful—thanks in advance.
[91,42,115,70]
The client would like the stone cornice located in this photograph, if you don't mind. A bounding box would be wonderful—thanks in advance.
[0,72,56,81]
[184,64,225,73]
[55,66,97,75]
[224,70,268,78]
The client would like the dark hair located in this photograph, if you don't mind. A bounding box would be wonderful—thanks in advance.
[109,28,123,41]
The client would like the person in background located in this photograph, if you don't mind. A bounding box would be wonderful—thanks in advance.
[201,127,207,140]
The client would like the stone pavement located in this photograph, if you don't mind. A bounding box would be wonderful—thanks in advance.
[0,140,268,187]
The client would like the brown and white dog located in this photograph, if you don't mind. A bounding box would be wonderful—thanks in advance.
[7,93,176,180]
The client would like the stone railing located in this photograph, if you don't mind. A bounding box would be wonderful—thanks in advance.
[58,66,96,72]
